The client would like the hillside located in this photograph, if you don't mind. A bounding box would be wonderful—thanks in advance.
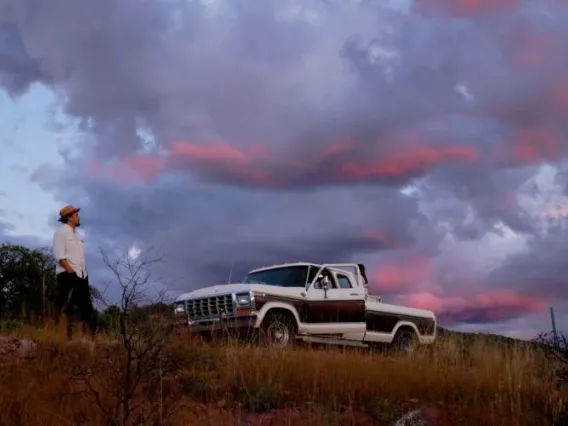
[436,326,536,347]
[0,322,565,426]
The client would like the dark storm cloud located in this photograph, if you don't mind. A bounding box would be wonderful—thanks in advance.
[417,165,539,239]
[0,214,14,237]
[1,0,568,328]
[0,22,44,97]
[488,225,568,299]
[45,170,436,297]
[0,219,51,251]
[471,166,568,304]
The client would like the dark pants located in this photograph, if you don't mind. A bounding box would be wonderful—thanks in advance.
[54,272,97,338]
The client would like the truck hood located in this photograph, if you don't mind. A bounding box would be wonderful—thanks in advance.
[175,283,254,301]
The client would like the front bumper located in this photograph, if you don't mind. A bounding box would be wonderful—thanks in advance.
[189,314,257,332]
[171,311,258,334]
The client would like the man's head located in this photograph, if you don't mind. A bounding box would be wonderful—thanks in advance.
[58,204,81,227]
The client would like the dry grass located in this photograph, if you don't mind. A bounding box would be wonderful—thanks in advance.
[0,323,565,426]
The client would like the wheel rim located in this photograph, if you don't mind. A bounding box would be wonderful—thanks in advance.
[265,320,290,348]
[398,335,414,354]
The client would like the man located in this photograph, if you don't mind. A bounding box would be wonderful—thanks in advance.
[52,204,97,340]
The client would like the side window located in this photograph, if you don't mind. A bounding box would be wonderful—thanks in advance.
[290,266,308,287]
[281,266,309,287]
[336,273,352,289]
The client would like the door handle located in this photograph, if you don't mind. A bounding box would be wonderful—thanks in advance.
[349,293,358,296]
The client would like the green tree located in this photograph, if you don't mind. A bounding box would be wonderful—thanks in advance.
[99,304,121,330]
[0,243,59,321]
[0,242,103,324]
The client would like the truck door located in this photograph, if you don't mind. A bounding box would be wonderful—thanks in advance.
[303,269,366,341]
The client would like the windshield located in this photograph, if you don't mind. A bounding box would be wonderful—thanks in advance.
[242,265,314,287]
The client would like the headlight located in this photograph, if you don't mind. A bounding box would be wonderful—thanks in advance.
[235,293,251,306]
[174,302,186,314]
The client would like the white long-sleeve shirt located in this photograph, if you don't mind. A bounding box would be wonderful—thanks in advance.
[52,224,88,278]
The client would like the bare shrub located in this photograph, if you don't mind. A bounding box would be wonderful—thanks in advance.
[68,247,183,426]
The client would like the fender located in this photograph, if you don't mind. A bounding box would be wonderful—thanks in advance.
[391,321,420,341]
[253,301,302,330]
[390,321,436,344]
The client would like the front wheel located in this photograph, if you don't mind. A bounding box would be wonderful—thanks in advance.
[259,312,296,349]
[391,329,418,355]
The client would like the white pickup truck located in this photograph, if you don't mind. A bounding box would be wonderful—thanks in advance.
[171,262,437,352]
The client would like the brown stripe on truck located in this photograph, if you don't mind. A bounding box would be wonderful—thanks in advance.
[365,311,436,335]
[254,294,366,323]
[253,294,435,335]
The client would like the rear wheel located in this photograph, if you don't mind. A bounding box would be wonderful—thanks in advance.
[391,328,418,355]
[259,311,296,349]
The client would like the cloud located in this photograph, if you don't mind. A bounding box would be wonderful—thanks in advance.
[1,0,567,332]
[0,213,13,235]
[0,22,44,97]
[29,163,64,192]
[88,139,481,189]
[399,289,545,324]
[61,175,436,295]
[412,0,522,17]
[0,218,52,251]
[488,226,568,300]
[394,289,546,324]
[368,251,435,294]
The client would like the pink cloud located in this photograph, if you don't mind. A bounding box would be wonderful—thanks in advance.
[170,141,251,165]
[86,141,269,184]
[338,145,478,181]
[492,122,568,168]
[400,289,546,324]
[360,229,391,247]
[511,31,565,71]
[412,0,521,17]
[87,155,167,183]
[86,135,480,189]
[369,255,434,293]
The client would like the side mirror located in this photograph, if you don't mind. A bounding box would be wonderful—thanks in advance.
[321,276,330,298]
[313,274,330,295]
[314,274,325,289]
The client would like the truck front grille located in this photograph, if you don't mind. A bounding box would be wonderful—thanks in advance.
[186,295,234,320]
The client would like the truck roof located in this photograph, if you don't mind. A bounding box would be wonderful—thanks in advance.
[247,262,319,273]
[247,262,355,275]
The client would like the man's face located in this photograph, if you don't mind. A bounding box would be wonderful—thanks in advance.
[70,212,81,227]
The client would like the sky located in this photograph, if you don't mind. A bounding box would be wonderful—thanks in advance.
[1,0,568,340]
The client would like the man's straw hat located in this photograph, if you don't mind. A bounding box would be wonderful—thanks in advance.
[58,204,80,222]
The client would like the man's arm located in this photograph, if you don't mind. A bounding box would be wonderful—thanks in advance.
[53,230,75,274]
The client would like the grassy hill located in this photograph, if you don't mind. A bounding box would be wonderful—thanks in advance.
[436,326,536,346]
[0,323,565,425]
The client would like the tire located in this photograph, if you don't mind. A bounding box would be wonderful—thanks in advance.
[391,328,418,355]
[259,311,296,349]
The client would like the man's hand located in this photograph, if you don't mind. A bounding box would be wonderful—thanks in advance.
[58,258,76,275]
